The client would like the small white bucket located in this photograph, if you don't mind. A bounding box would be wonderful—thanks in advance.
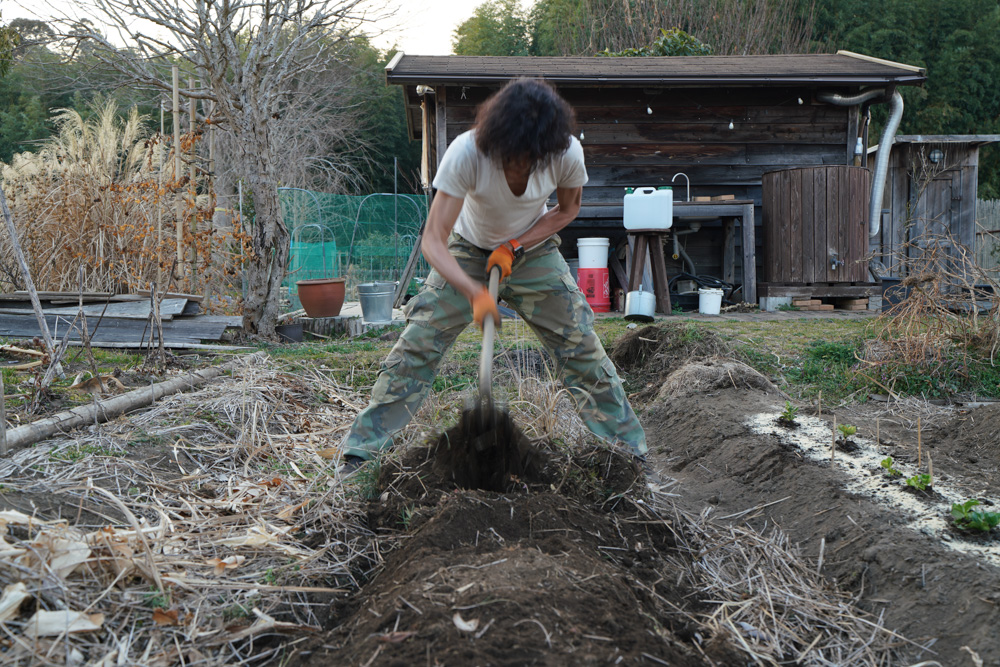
[698,288,724,315]
[577,237,609,269]
[624,290,656,322]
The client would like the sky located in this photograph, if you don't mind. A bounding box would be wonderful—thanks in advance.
[5,0,533,57]
[372,0,514,56]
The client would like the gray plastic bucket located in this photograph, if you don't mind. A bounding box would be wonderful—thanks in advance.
[358,282,395,322]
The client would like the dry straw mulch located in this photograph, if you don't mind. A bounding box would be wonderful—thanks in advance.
[0,345,915,666]
[0,354,377,665]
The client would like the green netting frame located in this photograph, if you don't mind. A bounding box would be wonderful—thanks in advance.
[279,189,430,308]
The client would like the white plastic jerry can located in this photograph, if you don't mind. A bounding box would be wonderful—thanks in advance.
[624,186,673,230]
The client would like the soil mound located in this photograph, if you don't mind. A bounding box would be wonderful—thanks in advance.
[610,322,729,401]
[643,388,1000,664]
[656,357,779,401]
[295,444,743,666]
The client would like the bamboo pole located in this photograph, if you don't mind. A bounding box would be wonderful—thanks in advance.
[0,345,46,358]
[0,183,63,379]
[831,414,836,464]
[189,77,198,284]
[1,352,265,453]
[173,65,184,277]
[917,416,922,468]
[157,101,165,291]
[0,368,6,456]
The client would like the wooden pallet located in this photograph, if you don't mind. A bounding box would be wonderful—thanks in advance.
[759,282,879,299]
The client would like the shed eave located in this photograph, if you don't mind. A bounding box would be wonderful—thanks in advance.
[387,73,926,86]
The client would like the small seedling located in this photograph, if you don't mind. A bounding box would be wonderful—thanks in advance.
[399,504,416,529]
[905,473,932,491]
[777,401,798,426]
[951,499,1000,532]
[880,457,902,477]
[836,424,857,440]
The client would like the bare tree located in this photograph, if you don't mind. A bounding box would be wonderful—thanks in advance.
[534,0,814,56]
[63,0,388,335]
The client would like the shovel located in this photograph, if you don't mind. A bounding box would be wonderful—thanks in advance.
[476,264,502,429]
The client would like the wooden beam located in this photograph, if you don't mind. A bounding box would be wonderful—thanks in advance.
[836,50,925,74]
[435,86,448,171]
[741,203,757,304]
[722,218,735,284]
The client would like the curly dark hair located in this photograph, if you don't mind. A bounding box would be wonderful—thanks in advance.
[474,77,576,170]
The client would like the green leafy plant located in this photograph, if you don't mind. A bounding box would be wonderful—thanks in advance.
[836,424,857,443]
[776,303,800,312]
[598,27,713,57]
[777,401,798,426]
[905,473,932,491]
[880,457,902,477]
[143,587,171,609]
[672,304,684,315]
[951,499,1000,532]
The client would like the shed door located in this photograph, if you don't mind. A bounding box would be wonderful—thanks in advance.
[907,169,964,281]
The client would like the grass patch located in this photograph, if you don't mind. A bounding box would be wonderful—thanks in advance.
[49,443,125,462]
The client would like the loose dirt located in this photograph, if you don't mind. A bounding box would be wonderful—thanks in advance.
[296,443,744,666]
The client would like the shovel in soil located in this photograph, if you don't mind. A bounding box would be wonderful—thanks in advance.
[468,264,517,452]
[433,265,535,490]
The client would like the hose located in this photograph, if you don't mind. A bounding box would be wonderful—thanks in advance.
[817,88,904,238]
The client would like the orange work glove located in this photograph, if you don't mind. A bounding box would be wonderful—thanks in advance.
[471,287,501,330]
[486,239,524,280]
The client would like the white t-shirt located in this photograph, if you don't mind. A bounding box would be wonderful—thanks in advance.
[432,130,588,250]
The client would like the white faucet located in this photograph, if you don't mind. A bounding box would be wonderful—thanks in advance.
[672,173,690,202]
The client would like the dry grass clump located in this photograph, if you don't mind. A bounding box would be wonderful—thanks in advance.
[661,499,909,666]
[0,99,249,298]
[863,233,1000,394]
[656,357,780,402]
[0,353,378,665]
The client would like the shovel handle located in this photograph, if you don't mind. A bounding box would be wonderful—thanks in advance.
[478,265,501,407]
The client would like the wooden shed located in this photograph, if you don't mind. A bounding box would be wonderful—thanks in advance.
[386,52,925,308]
[870,135,1000,278]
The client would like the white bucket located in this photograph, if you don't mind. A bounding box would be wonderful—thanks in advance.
[624,290,655,322]
[698,288,724,315]
[577,237,609,269]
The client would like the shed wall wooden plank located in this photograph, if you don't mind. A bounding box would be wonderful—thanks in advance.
[801,169,815,280]
[813,165,828,282]
[789,168,802,282]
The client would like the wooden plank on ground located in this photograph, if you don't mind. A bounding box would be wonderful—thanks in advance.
[0,313,230,347]
[134,290,205,303]
[758,283,879,298]
[0,299,189,320]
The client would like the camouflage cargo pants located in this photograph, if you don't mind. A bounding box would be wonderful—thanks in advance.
[341,233,647,459]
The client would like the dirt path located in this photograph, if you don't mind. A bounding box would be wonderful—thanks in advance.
[644,381,1000,666]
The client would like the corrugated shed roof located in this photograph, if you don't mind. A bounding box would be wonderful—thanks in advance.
[386,52,926,87]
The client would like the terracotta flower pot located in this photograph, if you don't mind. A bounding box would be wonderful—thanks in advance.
[296,278,346,318]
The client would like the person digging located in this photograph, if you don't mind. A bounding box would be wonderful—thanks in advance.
[339,77,646,474]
